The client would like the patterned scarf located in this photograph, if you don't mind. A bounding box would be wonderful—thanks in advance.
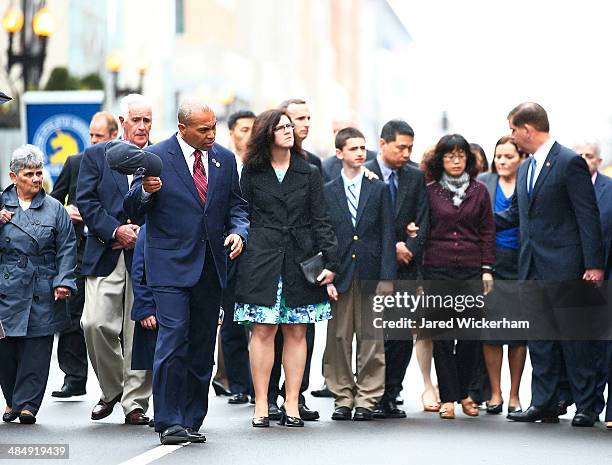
[440,172,470,207]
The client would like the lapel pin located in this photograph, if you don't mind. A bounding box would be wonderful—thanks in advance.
[211,158,221,168]
[546,161,551,167]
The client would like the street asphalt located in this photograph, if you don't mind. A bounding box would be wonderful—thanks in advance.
[1,329,610,465]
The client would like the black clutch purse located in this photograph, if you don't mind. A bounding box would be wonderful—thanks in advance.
[299,252,325,285]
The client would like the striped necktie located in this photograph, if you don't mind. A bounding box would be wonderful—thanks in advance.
[527,156,537,196]
[347,182,358,227]
[193,149,208,203]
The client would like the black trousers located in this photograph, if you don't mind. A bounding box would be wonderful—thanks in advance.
[0,335,54,414]
[381,339,413,402]
[221,282,252,395]
[56,273,88,387]
[268,323,315,404]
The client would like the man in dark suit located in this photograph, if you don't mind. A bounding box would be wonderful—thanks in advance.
[77,94,153,426]
[124,99,249,444]
[496,102,604,426]
[50,111,118,398]
[266,98,323,420]
[365,120,429,418]
[323,127,395,421]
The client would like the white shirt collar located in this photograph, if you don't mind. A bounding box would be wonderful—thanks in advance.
[532,137,555,166]
[176,133,207,176]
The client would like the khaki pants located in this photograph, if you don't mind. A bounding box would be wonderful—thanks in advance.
[323,278,385,409]
[81,252,152,415]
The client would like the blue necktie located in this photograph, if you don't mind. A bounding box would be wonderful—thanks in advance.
[347,183,358,227]
[388,171,397,211]
[527,157,537,196]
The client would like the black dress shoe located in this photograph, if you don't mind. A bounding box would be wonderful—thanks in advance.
[51,383,86,398]
[268,403,282,421]
[91,393,122,420]
[252,416,270,427]
[148,418,155,427]
[18,412,36,424]
[311,384,334,398]
[331,406,352,421]
[395,396,404,406]
[228,393,249,404]
[186,428,207,442]
[211,380,231,397]
[278,407,304,427]
[572,410,597,427]
[2,411,18,422]
[298,403,319,421]
[486,401,503,414]
[373,400,406,419]
[557,399,572,416]
[353,407,374,421]
[507,405,522,414]
[159,425,190,445]
[507,405,559,423]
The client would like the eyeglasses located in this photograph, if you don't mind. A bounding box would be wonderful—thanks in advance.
[273,123,295,133]
[443,151,466,161]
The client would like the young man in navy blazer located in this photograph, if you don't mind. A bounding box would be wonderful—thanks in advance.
[323,128,396,421]
[124,99,249,444]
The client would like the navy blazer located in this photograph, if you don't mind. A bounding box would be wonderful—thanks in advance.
[123,135,249,288]
[594,172,612,277]
[76,142,142,277]
[365,158,429,278]
[322,150,377,183]
[324,175,396,294]
[495,142,604,280]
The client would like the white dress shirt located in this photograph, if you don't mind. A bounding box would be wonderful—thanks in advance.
[529,137,555,187]
[176,133,209,177]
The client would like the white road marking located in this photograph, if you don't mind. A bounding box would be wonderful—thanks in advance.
[116,444,188,465]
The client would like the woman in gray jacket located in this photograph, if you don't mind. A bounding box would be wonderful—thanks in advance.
[0,144,76,424]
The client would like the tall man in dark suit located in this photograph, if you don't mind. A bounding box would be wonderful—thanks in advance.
[496,102,604,426]
[77,94,153,426]
[365,120,429,418]
[323,127,395,421]
[50,111,118,398]
[266,98,323,420]
[124,99,249,444]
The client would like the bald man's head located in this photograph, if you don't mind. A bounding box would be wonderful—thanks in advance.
[89,111,119,145]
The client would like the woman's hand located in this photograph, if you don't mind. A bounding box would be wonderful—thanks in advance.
[0,209,13,224]
[326,283,338,301]
[482,272,494,295]
[405,222,419,238]
[317,269,335,286]
[140,315,157,331]
[54,286,72,301]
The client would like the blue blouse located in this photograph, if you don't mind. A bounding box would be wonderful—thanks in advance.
[495,182,519,249]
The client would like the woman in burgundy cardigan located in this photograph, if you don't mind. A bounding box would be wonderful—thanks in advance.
[423,134,496,420]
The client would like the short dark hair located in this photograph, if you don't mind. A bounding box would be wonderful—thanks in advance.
[227,110,255,130]
[508,102,550,132]
[335,127,365,150]
[278,98,306,111]
[427,133,479,181]
[469,143,489,172]
[380,120,414,143]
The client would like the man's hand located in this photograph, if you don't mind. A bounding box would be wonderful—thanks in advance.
[375,280,394,296]
[396,241,413,266]
[405,222,419,238]
[225,234,244,259]
[482,272,494,295]
[317,269,336,286]
[143,176,162,193]
[54,286,72,301]
[363,168,379,181]
[326,283,338,301]
[140,315,157,331]
[113,224,139,250]
[583,268,604,287]
[0,209,13,224]
[65,204,82,224]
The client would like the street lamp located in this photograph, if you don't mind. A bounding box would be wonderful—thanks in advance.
[106,53,147,100]
[2,1,56,90]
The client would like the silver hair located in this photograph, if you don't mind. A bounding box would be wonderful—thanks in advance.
[119,94,152,120]
[573,140,601,157]
[10,144,44,174]
[177,99,213,125]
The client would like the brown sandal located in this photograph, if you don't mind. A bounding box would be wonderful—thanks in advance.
[461,399,479,417]
[439,403,455,419]
[606,422,612,429]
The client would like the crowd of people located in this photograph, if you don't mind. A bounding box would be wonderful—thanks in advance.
[0,95,611,445]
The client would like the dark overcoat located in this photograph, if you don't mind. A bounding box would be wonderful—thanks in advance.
[235,153,338,307]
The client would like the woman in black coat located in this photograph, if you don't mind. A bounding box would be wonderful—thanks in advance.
[234,109,338,427]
